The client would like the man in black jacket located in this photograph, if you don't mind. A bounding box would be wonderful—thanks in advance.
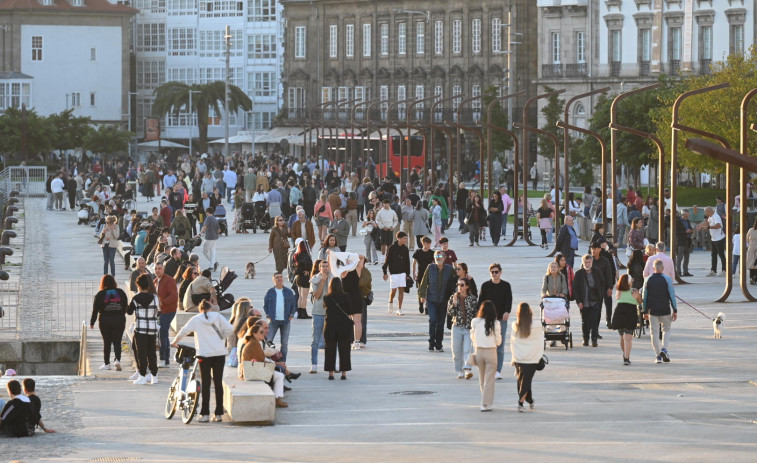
[477,263,513,380]
[572,254,605,347]
[555,216,579,268]
[591,243,616,329]
[383,232,411,316]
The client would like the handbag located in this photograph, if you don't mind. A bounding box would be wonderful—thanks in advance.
[242,360,275,381]
[535,354,549,371]
[191,292,211,305]
[97,234,105,245]
[466,352,477,367]
[364,290,374,306]
[226,346,238,367]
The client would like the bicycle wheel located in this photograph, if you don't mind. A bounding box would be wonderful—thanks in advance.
[181,388,200,424]
[165,377,179,419]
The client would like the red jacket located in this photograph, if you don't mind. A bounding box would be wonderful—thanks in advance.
[160,206,173,227]
[155,274,178,314]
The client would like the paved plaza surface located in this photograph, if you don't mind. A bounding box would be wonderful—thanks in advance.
[3,198,757,462]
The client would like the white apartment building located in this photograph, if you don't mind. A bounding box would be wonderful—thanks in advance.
[0,0,135,124]
[133,0,283,145]
[536,0,755,132]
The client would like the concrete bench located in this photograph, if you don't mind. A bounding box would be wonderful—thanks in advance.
[170,308,232,335]
[222,365,276,424]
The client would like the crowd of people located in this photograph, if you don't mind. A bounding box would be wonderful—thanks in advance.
[38,148,752,417]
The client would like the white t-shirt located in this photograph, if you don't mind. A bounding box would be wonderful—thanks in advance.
[708,214,725,241]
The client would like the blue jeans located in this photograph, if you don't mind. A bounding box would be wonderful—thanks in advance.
[501,213,509,237]
[102,245,117,276]
[457,208,466,229]
[427,300,446,350]
[310,314,325,365]
[496,319,509,372]
[159,312,176,363]
[267,319,291,362]
[451,325,472,373]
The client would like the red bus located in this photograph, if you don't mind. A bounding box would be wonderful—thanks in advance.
[317,132,426,179]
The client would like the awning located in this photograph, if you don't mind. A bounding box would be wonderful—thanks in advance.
[138,139,188,149]
[255,126,308,144]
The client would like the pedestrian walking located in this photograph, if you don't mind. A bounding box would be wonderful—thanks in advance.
[537,199,553,249]
[323,278,353,380]
[431,198,443,246]
[699,206,726,276]
[572,254,605,347]
[471,301,502,412]
[447,278,477,379]
[487,191,504,246]
[154,263,178,367]
[309,260,332,373]
[418,250,457,352]
[99,215,119,276]
[510,302,544,412]
[269,216,290,274]
[612,274,641,365]
[382,232,411,316]
[555,216,579,268]
[411,202,430,249]
[127,274,160,385]
[89,274,128,372]
[292,239,313,319]
[641,259,677,364]
[201,207,220,271]
[466,194,486,246]
[361,209,379,264]
[477,263,513,380]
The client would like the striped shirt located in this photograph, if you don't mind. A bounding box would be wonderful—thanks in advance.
[129,293,160,336]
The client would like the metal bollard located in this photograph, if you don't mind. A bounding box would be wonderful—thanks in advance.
[4,205,18,219]
[4,217,17,230]
[0,247,12,265]
[1,230,16,246]
[0,270,8,280]
[7,197,19,206]
[9,190,19,198]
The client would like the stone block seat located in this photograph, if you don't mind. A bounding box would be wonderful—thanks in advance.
[222,363,276,424]
[170,308,232,334]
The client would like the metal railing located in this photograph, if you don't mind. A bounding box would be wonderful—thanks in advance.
[0,282,21,332]
[610,61,622,77]
[0,166,47,198]
[700,59,712,75]
[565,63,587,77]
[640,60,651,76]
[542,63,563,78]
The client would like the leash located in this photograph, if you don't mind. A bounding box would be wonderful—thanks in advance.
[675,295,713,320]
[252,253,272,265]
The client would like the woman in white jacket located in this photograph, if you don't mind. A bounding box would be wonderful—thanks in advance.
[470,301,502,412]
[510,302,545,412]
[171,300,234,423]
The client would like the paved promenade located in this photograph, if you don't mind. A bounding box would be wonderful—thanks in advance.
[3,198,756,462]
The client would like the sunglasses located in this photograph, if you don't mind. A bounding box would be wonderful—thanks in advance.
[456,283,466,287]
[434,255,445,259]
[490,270,500,274]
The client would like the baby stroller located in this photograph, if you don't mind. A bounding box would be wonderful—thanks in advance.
[541,296,573,349]
[242,201,272,233]
[213,204,229,237]
[213,266,238,310]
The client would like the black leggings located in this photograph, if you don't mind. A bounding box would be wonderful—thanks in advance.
[99,319,125,365]
[515,363,537,405]
[134,333,158,377]
[199,355,225,416]
[540,229,548,246]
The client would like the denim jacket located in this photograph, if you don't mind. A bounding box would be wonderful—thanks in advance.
[263,286,297,321]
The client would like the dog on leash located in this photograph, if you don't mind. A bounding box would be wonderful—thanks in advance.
[245,262,256,279]
[713,312,725,338]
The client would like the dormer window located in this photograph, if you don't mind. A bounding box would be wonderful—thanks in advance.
[71,0,83,6]
[39,0,52,6]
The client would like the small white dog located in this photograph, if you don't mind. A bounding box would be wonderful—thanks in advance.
[713,312,725,339]
[244,262,256,279]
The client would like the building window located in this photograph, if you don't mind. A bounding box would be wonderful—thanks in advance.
[576,31,585,63]
[638,28,651,75]
[415,84,424,117]
[416,22,424,55]
[248,0,275,21]
[136,23,166,53]
[434,21,443,55]
[90,48,96,61]
[700,25,712,60]
[491,17,501,53]
[169,28,197,56]
[398,22,406,55]
[354,86,366,103]
[551,32,560,63]
[363,24,371,57]
[329,25,338,58]
[433,85,443,122]
[71,92,81,107]
[346,24,354,58]
[380,23,389,56]
[168,0,198,15]
[397,85,406,119]
[249,111,275,130]
[199,0,244,18]
[247,34,276,60]
[71,0,82,6]
[295,26,306,58]
[452,19,461,54]
[90,92,96,106]
[321,87,333,103]
[471,84,481,119]
[337,86,350,102]
[380,85,389,119]
[248,72,275,98]
[136,60,165,90]
[472,19,481,54]
[669,26,681,74]
[167,68,196,84]
[287,87,304,117]
[198,29,242,57]
[610,29,621,76]
[198,66,243,86]
[730,24,744,55]
[31,36,43,61]
[0,82,32,110]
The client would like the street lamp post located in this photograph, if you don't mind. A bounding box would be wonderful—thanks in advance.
[188,89,202,157]
[126,91,138,161]
[224,25,232,158]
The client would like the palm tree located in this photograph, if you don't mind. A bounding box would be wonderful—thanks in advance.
[152,81,252,153]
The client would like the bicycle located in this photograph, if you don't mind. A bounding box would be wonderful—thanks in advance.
[165,342,201,424]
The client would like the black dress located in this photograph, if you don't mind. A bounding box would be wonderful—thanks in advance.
[294,253,313,288]
[340,270,364,315]
[323,293,354,372]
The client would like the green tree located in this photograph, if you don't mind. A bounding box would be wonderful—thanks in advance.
[481,85,513,158]
[83,125,130,157]
[0,107,52,161]
[47,109,93,155]
[538,86,565,172]
[650,46,757,175]
[152,81,253,153]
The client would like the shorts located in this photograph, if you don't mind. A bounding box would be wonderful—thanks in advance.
[380,229,394,246]
[617,328,634,336]
[316,216,330,227]
[389,273,406,289]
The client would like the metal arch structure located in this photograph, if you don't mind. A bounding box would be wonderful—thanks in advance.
[485,90,526,204]
[365,99,389,180]
[430,95,460,207]
[609,83,665,251]
[307,101,332,159]
[551,87,611,258]
[406,95,438,191]
[351,98,379,178]
[386,97,417,186]
[335,98,360,173]
[512,89,566,247]
[736,90,757,302]
[670,83,731,287]
[454,95,485,198]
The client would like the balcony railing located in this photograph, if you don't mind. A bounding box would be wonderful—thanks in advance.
[610,61,621,77]
[639,60,650,76]
[565,63,587,77]
[542,63,563,78]
[669,60,680,76]
[700,59,712,75]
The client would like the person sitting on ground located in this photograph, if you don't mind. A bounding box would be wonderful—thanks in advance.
[0,380,36,437]
[22,378,55,433]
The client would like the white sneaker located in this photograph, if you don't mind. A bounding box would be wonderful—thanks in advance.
[198,415,210,423]
[99,364,111,370]
[145,373,153,382]
[158,360,169,368]
[706,271,717,277]
[133,375,148,385]
[310,364,317,374]
[388,302,394,313]
[151,375,159,384]
[395,309,404,316]
[456,372,464,379]
[211,415,223,422]
[495,371,503,380]
[128,371,140,381]
[359,342,365,349]
[114,360,122,371]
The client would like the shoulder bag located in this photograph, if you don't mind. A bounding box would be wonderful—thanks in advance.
[535,354,549,371]
[242,360,275,381]
[330,298,355,325]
